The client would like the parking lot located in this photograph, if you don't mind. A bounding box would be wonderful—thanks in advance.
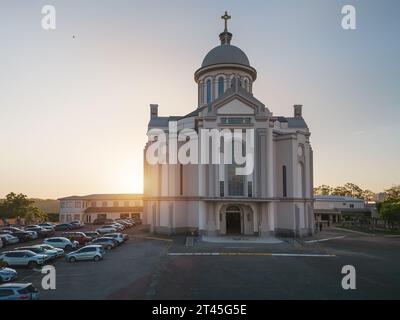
[2,226,400,299]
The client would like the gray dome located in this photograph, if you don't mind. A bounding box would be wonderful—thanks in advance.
[201,44,250,68]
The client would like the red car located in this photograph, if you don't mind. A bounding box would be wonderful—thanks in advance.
[61,232,92,245]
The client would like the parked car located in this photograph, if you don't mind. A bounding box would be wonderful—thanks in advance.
[112,222,126,231]
[93,218,114,225]
[0,227,23,233]
[83,231,100,239]
[102,223,124,231]
[15,246,57,261]
[0,283,39,300]
[96,226,117,234]
[43,237,79,251]
[54,223,73,231]
[0,234,19,246]
[61,232,92,245]
[123,218,136,225]
[24,225,54,237]
[104,233,128,245]
[33,244,64,258]
[38,223,56,232]
[125,219,136,226]
[0,250,47,268]
[89,237,118,250]
[8,231,32,243]
[70,220,84,229]
[65,245,105,262]
[24,230,38,240]
[116,220,133,228]
[0,267,18,283]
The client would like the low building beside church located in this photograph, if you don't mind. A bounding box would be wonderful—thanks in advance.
[314,195,370,226]
[59,194,143,223]
[143,13,314,237]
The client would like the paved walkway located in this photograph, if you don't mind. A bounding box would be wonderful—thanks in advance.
[201,235,282,244]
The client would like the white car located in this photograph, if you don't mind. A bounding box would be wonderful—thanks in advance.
[104,233,127,245]
[101,224,124,232]
[112,223,126,231]
[0,250,47,268]
[38,223,55,232]
[33,244,64,258]
[43,237,79,251]
[0,267,18,282]
[0,283,39,300]
[0,234,20,245]
[0,233,19,247]
[96,226,117,234]
[24,230,38,240]
[15,246,57,261]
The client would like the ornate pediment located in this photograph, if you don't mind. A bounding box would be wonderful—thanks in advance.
[217,98,255,115]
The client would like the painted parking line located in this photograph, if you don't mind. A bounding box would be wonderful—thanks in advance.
[168,252,336,257]
[304,236,345,244]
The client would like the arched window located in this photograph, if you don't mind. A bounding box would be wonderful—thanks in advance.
[244,79,249,91]
[206,79,212,104]
[218,77,225,96]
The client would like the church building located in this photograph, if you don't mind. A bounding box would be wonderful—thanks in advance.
[143,13,314,237]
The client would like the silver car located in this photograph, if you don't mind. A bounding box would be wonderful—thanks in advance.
[34,244,64,258]
[104,233,128,245]
[0,283,39,300]
[24,230,38,240]
[0,234,19,245]
[43,237,79,250]
[16,246,58,261]
[65,245,105,262]
[0,250,47,268]
[0,267,18,282]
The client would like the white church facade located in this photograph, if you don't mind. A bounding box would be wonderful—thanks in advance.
[143,13,314,237]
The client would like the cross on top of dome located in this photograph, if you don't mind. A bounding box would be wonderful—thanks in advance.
[221,11,231,32]
[219,11,233,45]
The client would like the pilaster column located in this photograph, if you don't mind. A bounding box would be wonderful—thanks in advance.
[266,127,274,198]
[207,203,218,236]
[259,203,269,237]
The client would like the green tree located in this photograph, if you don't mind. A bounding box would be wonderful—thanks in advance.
[0,192,48,224]
[385,185,400,201]
[361,189,375,202]
[378,199,400,229]
[331,186,348,196]
[343,183,363,198]
[314,185,332,195]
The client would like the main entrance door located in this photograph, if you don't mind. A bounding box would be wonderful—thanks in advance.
[226,206,241,235]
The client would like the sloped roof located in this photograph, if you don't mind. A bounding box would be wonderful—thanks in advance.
[58,194,142,201]
[84,206,142,213]
[314,195,364,202]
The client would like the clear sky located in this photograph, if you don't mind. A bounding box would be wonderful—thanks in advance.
[0,0,399,198]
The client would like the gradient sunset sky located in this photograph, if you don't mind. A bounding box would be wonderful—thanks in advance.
[0,0,399,198]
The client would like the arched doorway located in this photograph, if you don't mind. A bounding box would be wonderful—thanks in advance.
[226,206,241,235]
